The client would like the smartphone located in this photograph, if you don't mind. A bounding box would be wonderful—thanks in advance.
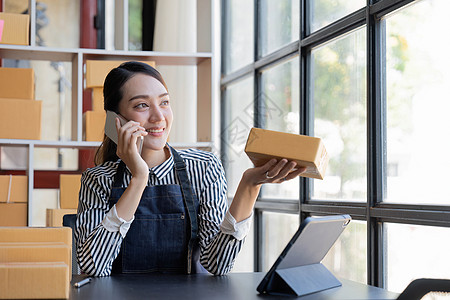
[105,110,144,154]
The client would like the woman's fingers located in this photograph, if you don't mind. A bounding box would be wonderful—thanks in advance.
[264,160,307,183]
[264,159,288,178]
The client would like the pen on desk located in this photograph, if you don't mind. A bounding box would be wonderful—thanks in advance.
[74,277,91,288]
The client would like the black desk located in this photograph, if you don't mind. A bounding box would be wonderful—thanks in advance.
[70,273,398,300]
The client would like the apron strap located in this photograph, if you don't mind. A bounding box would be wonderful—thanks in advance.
[113,160,127,188]
[169,145,199,274]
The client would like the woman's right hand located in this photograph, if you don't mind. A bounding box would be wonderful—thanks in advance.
[115,117,149,180]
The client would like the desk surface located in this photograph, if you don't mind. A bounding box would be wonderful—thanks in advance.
[70,273,398,300]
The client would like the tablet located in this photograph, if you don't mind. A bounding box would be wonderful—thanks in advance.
[256,214,351,296]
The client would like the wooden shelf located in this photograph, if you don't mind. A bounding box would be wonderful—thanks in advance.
[0,139,212,149]
[0,44,212,65]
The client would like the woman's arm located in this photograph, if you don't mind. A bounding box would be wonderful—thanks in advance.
[198,157,306,275]
[75,169,124,277]
[229,159,307,222]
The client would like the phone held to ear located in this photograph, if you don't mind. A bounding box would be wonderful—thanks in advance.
[105,110,144,155]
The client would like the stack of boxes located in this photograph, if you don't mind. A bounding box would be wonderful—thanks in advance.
[0,175,28,226]
[0,13,72,298]
[83,60,155,141]
[46,174,81,227]
[0,227,72,299]
[0,67,42,140]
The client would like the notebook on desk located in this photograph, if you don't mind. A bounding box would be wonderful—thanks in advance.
[256,214,351,297]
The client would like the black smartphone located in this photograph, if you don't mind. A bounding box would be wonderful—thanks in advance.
[104,110,143,154]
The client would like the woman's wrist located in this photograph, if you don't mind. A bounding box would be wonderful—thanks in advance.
[129,174,148,189]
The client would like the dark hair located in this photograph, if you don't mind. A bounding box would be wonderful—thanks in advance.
[94,61,168,165]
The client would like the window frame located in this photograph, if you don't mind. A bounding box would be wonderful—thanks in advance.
[221,0,450,288]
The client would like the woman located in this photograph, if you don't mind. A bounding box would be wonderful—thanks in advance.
[75,61,305,276]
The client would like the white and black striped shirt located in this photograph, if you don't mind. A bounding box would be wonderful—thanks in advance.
[75,148,249,276]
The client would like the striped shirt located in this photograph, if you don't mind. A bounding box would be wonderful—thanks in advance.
[75,148,249,276]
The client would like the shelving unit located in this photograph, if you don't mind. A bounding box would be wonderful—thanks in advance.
[0,0,220,225]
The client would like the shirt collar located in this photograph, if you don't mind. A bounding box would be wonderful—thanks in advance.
[149,149,174,180]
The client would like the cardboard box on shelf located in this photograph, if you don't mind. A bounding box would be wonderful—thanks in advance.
[0,227,71,246]
[83,110,106,142]
[244,128,329,180]
[0,98,42,140]
[59,174,82,209]
[0,68,34,100]
[46,208,77,227]
[92,87,104,111]
[0,175,27,203]
[85,60,156,88]
[0,12,30,46]
[0,203,27,226]
[0,262,69,299]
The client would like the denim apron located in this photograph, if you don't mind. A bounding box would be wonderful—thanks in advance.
[109,146,204,274]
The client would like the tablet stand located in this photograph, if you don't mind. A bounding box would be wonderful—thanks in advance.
[265,263,341,297]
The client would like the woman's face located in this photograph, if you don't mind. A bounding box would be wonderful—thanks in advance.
[118,73,173,152]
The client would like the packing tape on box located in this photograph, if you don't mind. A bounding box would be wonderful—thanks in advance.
[6,175,12,204]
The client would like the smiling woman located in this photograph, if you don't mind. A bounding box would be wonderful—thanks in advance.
[74,61,307,277]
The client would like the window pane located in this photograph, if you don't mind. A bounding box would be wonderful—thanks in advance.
[262,212,299,271]
[385,223,450,293]
[322,220,367,284]
[385,0,450,205]
[223,0,254,74]
[259,0,299,57]
[222,77,254,197]
[311,28,366,201]
[260,57,299,200]
[310,0,364,33]
[128,0,142,51]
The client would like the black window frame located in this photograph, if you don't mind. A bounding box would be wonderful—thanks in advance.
[221,0,450,288]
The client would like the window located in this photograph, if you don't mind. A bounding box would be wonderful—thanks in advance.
[221,0,450,290]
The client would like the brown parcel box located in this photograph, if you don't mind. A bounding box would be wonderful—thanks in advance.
[0,12,30,46]
[0,262,69,299]
[86,60,156,88]
[244,128,329,180]
[0,175,27,203]
[0,227,72,281]
[0,98,42,140]
[0,242,70,268]
[0,227,71,246]
[83,110,106,141]
[91,87,104,111]
[0,68,35,99]
[59,174,82,209]
[0,203,27,226]
[46,208,78,227]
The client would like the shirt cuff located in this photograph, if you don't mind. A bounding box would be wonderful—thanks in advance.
[101,204,134,238]
[220,210,253,241]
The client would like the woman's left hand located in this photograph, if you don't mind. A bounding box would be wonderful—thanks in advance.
[243,158,307,186]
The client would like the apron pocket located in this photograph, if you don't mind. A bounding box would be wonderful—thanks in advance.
[122,213,187,273]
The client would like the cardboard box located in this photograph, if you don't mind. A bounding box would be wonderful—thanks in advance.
[83,110,106,141]
[0,242,70,267]
[59,174,82,209]
[0,262,69,299]
[91,87,104,111]
[0,175,27,203]
[0,203,27,226]
[46,209,77,227]
[244,128,329,180]
[0,12,30,46]
[0,227,71,246]
[85,60,156,88]
[0,98,42,140]
[0,68,35,100]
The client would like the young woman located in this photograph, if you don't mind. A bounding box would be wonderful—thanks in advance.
[75,61,305,276]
